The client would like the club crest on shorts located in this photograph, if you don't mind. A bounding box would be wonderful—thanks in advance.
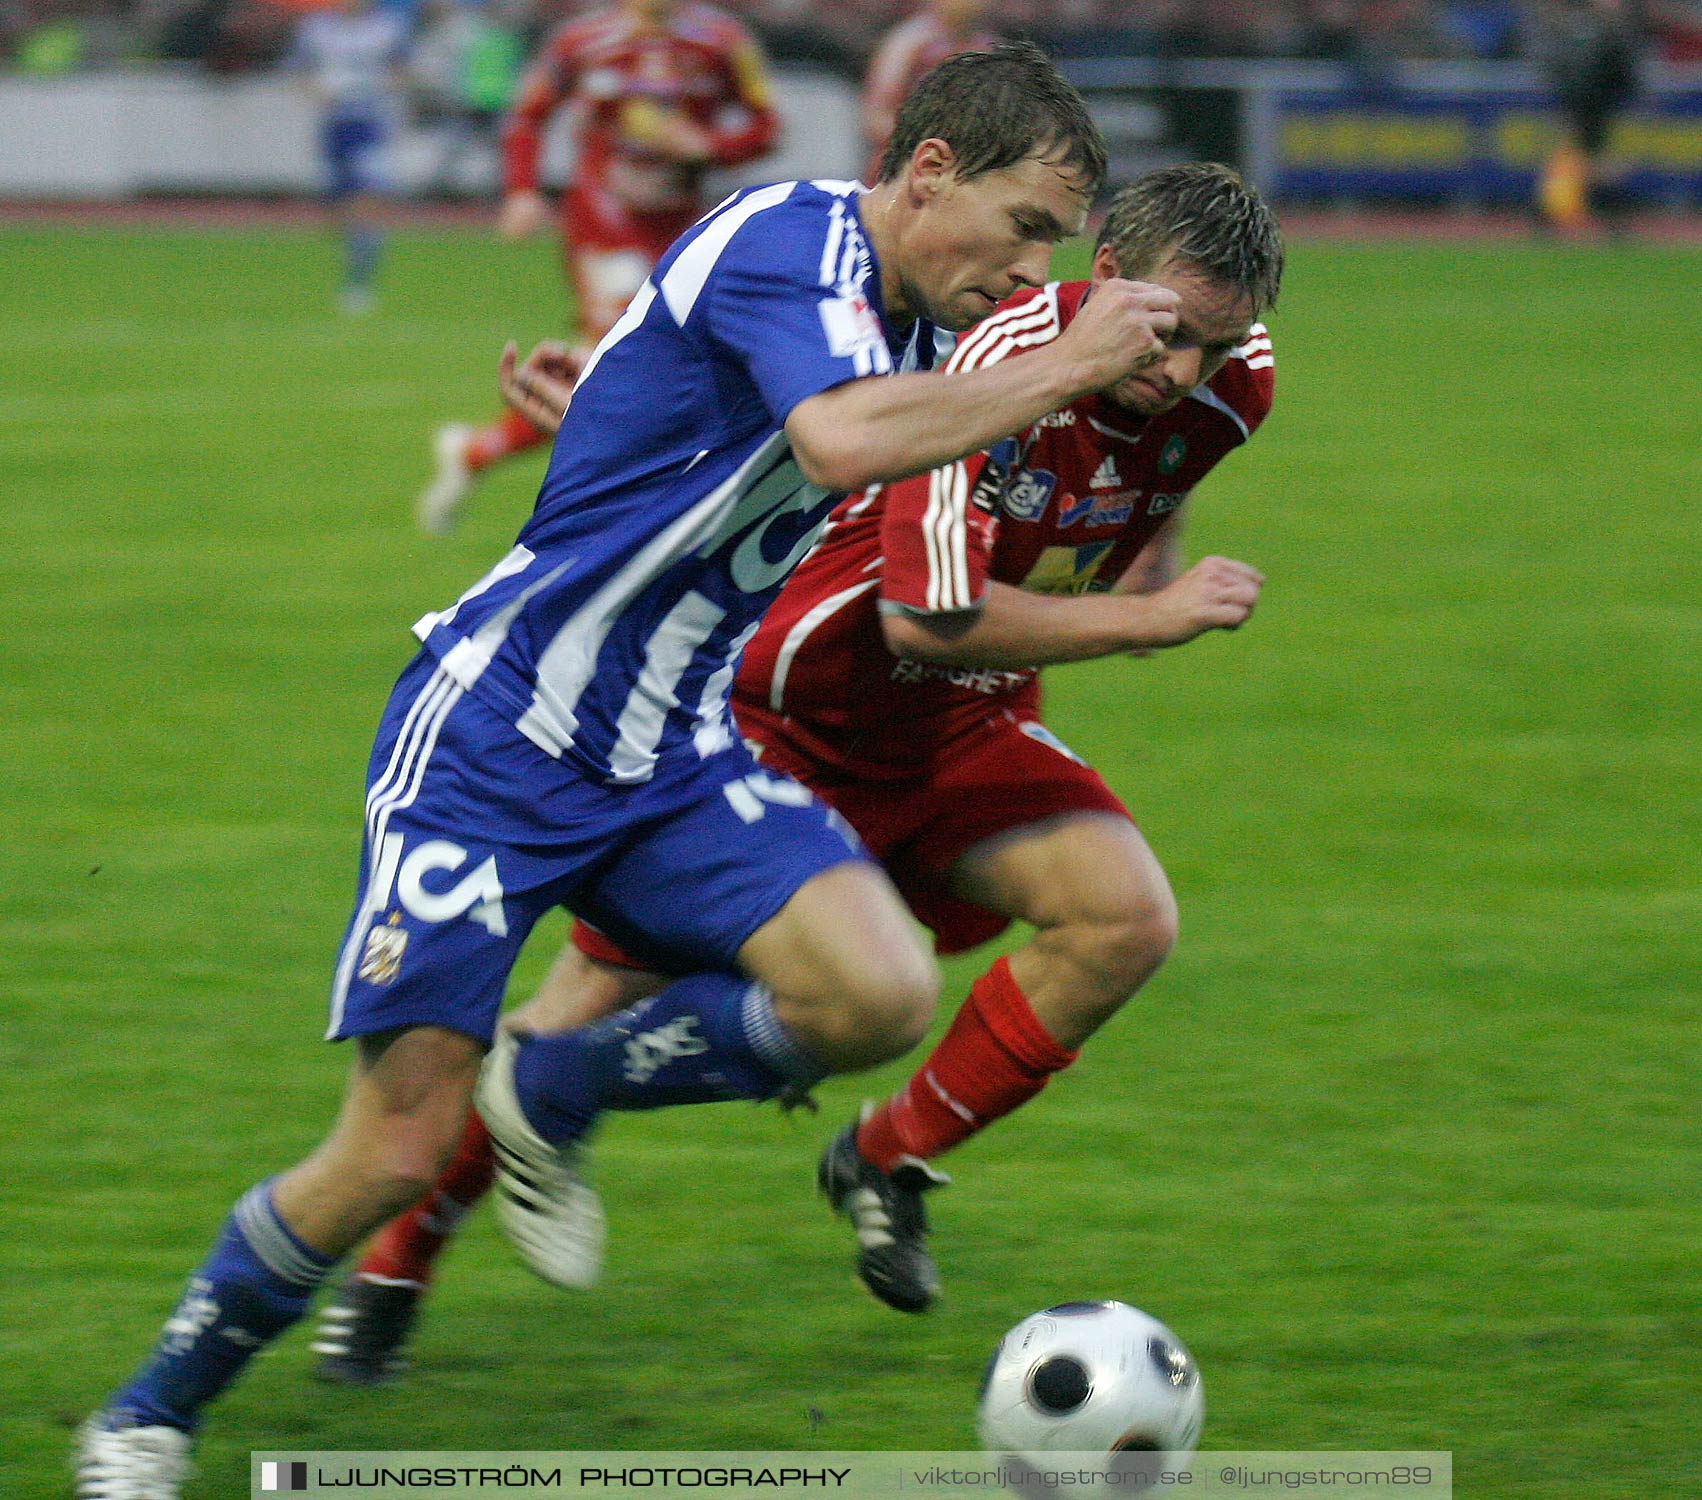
[357,912,408,986]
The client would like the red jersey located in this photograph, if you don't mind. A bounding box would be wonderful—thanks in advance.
[734,280,1275,776]
[502,2,778,215]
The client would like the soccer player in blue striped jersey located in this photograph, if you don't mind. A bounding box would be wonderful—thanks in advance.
[286,0,412,314]
[79,44,1187,1496]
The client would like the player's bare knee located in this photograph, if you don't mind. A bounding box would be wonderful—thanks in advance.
[806,948,939,1070]
[332,1028,482,1199]
[857,969,939,1059]
[1115,887,1180,976]
[875,938,940,1035]
[1059,885,1179,995]
[279,1103,468,1251]
[344,1107,467,1206]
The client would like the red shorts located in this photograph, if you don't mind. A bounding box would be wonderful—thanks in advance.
[573,704,1131,967]
[561,185,698,341]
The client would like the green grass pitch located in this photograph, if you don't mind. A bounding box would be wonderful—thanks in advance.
[1,220,1697,1498]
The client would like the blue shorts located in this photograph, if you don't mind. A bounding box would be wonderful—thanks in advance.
[322,113,387,200]
[325,652,869,1044]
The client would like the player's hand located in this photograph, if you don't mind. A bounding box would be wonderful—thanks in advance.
[1129,555,1263,647]
[498,189,549,240]
[618,99,715,163]
[1052,278,1181,398]
[498,339,583,435]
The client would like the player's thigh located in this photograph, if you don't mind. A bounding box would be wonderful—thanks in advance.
[926,719,1175,936]
[947,810,1175,938]
[562,198,693,339]
[954,809,1177,1046]
[566,245,653,340]
[737,858,935,1024]
[575,748,935,1038]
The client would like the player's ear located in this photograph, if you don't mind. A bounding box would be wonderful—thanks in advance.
[907,138,958,202]
[1089,241,1121,284]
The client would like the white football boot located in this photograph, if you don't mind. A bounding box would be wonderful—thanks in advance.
[474,1029,606,1289]
[74,1415,192,1500]
[414,422,476,535]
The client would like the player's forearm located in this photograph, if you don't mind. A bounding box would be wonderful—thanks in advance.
[1112,516,1184,595]
[498,92,554,191]
[499,126,543,193]
[787,356,1081,494]
[883,583,1155,670]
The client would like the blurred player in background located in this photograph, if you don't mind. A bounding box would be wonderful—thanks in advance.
[76,47,1194,1498]
[314,164,1282,1379]
[287,0,413,314]
[861,0,1002,184]
[414,0,779,533]
[409,0,525,199]
[1537,0,1643,230]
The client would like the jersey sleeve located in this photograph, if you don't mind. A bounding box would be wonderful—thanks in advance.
[1177,321,1275,496]
[873,286,1061,614]
[703,23,780,167]
[500,24,579,192]
[698,196,896,426]
[876,439,1008,615]
[861,21,922,148]
[1216,323,1276,437]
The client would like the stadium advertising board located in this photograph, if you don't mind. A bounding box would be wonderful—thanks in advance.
[1275,87,1702,201]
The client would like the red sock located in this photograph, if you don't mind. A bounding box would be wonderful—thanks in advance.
[855,956,1078,1172]
[352,1112,497,1286]
[465,409,549,472]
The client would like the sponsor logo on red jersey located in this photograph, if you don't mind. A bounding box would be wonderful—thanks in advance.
[1003,466,1057,521]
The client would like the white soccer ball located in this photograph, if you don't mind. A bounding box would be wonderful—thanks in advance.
[977,1301,1204,1492]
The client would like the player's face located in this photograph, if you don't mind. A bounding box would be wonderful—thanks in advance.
[896,145,1092,333]
[1092,243,1257,416]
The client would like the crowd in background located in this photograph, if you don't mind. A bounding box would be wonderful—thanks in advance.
[3,0,1700,79]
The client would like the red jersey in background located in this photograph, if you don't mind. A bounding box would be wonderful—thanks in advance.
[860,9,1001,180]
[503,2,778,241]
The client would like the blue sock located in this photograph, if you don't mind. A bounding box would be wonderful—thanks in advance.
[511,974,824,1145]
[344,226,383,289]
[106,1181,335,1432]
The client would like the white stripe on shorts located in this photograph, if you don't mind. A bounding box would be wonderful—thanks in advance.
[326,664,464,1038]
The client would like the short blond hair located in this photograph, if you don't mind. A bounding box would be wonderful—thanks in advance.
[1097,163,1284,314]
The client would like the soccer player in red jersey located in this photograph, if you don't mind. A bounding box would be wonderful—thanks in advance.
[414,0,779,533]
[861,0,1002,184]
[317,163,1279,1373]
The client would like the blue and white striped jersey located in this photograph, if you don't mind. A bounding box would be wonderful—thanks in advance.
[412,180,946,785]
[287,9,411,119]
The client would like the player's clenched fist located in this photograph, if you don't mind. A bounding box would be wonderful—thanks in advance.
[1051,278,1181,398]
[1131,555,1264,647]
